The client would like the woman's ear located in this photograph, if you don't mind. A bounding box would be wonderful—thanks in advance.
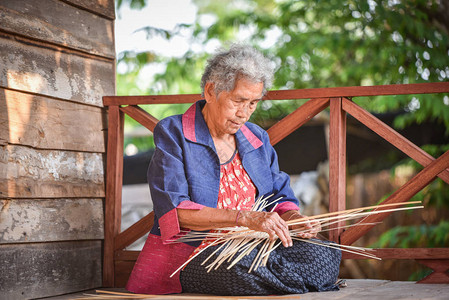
[204,82,216,103]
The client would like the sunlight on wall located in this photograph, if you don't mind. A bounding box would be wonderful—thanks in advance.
[6,68,45,96]
[5,90,34,145]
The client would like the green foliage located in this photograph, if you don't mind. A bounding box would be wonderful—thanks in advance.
[390,144,449,207]
[193,0,449,87]
[116,0,147,10]
[116,1,449,281]
[372,220,449,248]
[370,143,449,280]
[116,0,449,152]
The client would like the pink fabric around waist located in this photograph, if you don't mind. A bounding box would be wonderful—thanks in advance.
[126,233,195,294]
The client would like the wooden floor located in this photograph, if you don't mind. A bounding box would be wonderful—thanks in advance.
[40,279,449,300]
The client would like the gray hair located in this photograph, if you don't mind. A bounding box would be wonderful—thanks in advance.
[201,44,275,97]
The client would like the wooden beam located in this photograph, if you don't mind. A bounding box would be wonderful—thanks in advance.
[0,198,103,243]
[0,241,102,299]
[115,248,449,264]
[342,98,449,184]
[266,82,449,100]
[103,106,124,287]
[103,82,449,106]
[341,149,449,245]
[120,106,159,132]
[0,35,114,107]
[62,0,115,20]
[0,0,115,58]
[342,248,449,260]
[267,98,329,145]
[0,145,105,199]
[104,94,200,106]
[416,260,449,283]
[0,88,106,153]
[329,98,347,242]
[114,211,154,251]
[115,250,140,261]
[115,260,136,288]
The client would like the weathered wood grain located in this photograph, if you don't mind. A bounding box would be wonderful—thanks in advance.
[342,98,449,184]
[342,248,449,260]
[115,260,135,288]
[0,35,114,107]
[266,82,449,100]
[329,98,347,242]
[416,259,449,283]
[0,145,105,199]
[267,98,329,146]
[114,211,154,251]
[103,82,449,106]
[120,105,160,133]
[0,88,106,152]
[115,250,139,261]
[0,198,104,243]
[0,240,102,300]
[103,94,200,106]
[104,106,124,287]
[341,149,449,245]
[62,0,115,20]
[0,0,115,58]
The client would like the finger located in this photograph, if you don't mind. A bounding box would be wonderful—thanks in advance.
[275,228,290,247]
[304,220,313,229]
[267,229,278,242]
[303,233,313,239]
[274,221,292,247]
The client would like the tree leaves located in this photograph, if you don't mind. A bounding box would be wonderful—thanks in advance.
[116,0,449,149]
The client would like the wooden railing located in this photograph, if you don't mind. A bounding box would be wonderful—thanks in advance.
[102,82,449,287]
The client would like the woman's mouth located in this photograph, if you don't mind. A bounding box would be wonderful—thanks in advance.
[231,119,245,126]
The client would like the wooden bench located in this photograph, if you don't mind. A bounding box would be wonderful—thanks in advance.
[102,82,449,287]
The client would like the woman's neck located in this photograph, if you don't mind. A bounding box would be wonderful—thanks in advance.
[202,103,234,139]
[202,104,236,163]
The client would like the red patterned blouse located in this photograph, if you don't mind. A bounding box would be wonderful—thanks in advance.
[189,151,256,256]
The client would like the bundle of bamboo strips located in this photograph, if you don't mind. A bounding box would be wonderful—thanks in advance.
[77,198,422,300]
[77,289,301,299]
[169,195,423,276]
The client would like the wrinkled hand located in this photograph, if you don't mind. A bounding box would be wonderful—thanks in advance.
[281,211,321,239]
[239,211,292,247]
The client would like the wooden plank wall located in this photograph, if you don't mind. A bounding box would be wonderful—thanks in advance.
[0,0,115,298]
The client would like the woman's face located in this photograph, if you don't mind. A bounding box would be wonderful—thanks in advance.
[204,77,264,136]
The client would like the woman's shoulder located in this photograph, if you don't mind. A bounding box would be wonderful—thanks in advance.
[153,114,184,142]
[155,114,183,132]
[244,122,269,140]
[158,114,183,127]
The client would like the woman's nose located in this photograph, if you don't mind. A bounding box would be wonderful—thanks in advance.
[236,104,251,119]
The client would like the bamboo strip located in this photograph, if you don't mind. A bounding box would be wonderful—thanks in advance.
[169,238,223,278]
[293,238,381,260]
[170,196,422,274]
[78,289,302,299]
[286,201,422,224]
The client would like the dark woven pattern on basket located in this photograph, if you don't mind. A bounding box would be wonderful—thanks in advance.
[180,239,341,296]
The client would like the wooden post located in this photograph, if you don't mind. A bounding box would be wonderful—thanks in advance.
[329,98,347,242]
[267,98,330,146]
[103,106,124,287]
[342,98,449,184]
[341,148,449,245]
[416,259,449,283]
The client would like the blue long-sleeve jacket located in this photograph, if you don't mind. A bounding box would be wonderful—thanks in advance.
[148,100,300,242]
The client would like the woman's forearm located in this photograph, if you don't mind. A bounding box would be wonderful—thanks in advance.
[177,207,293,247]
[280,210,321,238]
[177,207,239,231]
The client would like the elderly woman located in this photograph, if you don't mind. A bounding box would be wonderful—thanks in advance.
[126,44,341,296]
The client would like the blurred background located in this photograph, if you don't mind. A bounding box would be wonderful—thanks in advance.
[115,0,449,282]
